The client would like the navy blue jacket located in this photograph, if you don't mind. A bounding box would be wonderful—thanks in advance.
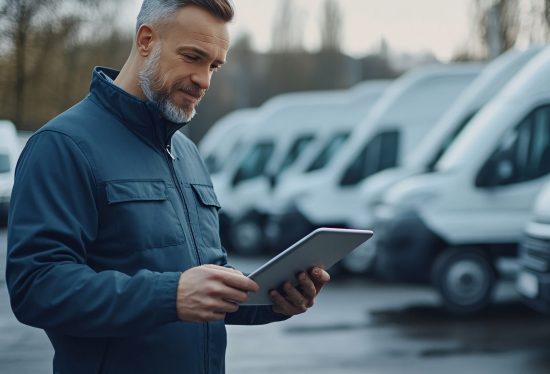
[6,67,286,374]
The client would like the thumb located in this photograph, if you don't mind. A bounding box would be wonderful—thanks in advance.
[310,267,330,293]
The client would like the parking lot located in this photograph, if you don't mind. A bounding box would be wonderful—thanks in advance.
[2,229,550,373]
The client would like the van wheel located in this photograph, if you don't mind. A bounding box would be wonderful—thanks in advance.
[230,214,265,255]
[432,248,495,315]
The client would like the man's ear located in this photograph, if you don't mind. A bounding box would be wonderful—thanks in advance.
[136,25,155,57]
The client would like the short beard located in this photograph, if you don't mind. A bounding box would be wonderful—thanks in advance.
[138,45,198,124]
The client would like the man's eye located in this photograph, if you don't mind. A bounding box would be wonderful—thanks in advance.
[210,65,220,72]
[184,55,199,62]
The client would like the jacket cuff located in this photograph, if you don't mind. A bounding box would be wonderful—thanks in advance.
[153,272,181,324]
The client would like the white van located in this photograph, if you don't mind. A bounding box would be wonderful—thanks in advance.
[374,46,550,314]
[264,64,481,254]
[343,47,543,274]
[199,108,258,175]
[272,80,391,183]
[213,82,388,254]
[516,181,550,312]
[0,120,20,225]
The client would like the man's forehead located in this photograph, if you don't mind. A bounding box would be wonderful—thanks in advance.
[168,5,231,50]
[185,30,230,50]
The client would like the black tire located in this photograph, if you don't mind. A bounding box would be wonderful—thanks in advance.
[229,213,265,255]
[432,248,496,315]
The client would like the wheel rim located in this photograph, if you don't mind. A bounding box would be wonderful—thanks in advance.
[445,258,490,306]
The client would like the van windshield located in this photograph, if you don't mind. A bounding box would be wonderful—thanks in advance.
[0,154,10,173]
[205,140,243,174]
[306,132,350,173]
[339,130,400,186]
[426,110,478,171]
[232,142,275,186]
[277,134,315,175]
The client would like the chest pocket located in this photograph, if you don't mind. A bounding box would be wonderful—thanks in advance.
[104,180,185,251]
[190,184,222,251]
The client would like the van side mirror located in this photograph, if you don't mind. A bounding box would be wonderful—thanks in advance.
[475,157,514,188]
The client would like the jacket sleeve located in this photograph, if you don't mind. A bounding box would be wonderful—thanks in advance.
[6,130,180,338]
[225,305,290,325]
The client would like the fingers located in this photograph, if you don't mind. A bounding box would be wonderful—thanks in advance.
[204,264,259,293]
[309,267,330,293]
[269,267,331,316]
[282,281,307,308]
[222,271,259,293]
[211,265,244,275]
[177,265,257,323]
[270,289,307,315]
[297,272,317,302]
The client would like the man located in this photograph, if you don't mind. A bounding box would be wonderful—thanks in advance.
[5,1,330,373]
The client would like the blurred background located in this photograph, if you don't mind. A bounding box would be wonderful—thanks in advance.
[3,0,550,138]
[3,0,550,373]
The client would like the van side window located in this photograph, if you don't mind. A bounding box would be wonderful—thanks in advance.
[0,154,10,173]
[339,130,400,186]
[306,132,350,173]
[232,142,275,186]
[476,105,550,187]
[277,134,315,175]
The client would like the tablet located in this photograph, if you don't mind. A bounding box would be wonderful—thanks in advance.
[242,227,373,305]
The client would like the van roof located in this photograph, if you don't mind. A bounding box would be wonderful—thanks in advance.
[497,45,550,99]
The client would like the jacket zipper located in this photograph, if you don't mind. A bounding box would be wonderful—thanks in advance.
[164,143,202,265]
[164,142,209,374]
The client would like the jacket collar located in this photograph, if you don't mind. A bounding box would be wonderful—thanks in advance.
[89,66,188,149]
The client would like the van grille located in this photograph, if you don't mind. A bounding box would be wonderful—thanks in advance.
[520,236,550,272]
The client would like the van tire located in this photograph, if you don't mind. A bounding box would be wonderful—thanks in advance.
[432,248,495,315]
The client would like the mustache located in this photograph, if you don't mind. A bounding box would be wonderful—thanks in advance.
[173,83,205,100]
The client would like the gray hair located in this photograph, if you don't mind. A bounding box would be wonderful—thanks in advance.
[136,0,234,33]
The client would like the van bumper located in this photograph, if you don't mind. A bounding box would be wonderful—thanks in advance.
[375,209,442,282]
[518,234,550,313]
[517,270,550,313]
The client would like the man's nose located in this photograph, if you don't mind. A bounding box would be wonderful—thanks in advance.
[191,68,211,91]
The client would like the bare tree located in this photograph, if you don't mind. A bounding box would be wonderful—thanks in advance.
[320,0,342,52]
[0,0,55,127]
[472,0,519,59]
[0,0,117,128]
[271,0,304,52]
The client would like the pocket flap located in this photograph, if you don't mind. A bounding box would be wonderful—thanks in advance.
[191,184,221,209]
[106,180,167,204]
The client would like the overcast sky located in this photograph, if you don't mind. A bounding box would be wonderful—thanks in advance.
[121,0,473,61]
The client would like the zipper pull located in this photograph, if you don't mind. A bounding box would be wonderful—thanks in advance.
[166,144,176,160]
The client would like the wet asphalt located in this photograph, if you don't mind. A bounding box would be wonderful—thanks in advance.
[2,229,550,373]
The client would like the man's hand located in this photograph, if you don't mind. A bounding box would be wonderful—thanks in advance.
[176,265,259,322]
[270,267,330,316]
